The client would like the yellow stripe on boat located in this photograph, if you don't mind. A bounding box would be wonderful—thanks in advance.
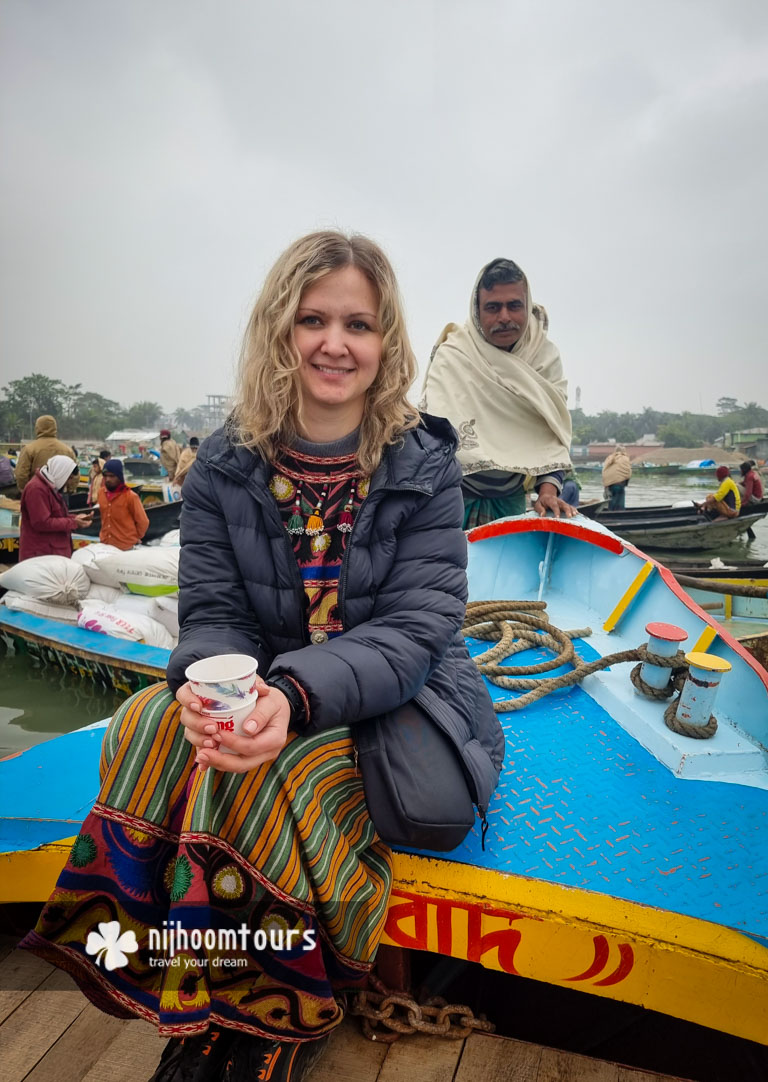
[692,625,717,653]
[602,561,655,632]
[383,853,768,1047]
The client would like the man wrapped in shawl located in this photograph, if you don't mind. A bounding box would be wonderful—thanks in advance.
[420,258,573,529]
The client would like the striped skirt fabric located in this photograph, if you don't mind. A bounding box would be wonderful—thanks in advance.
[21,683,392,1040]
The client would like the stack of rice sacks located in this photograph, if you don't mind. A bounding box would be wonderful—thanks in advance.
[0,534,181,650]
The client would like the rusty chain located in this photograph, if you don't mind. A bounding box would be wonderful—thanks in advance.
[350,987,495,1043]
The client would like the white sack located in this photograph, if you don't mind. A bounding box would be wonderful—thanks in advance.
[77,604,175,649]
[2,590,80,623]
[0,556,89,605]
[84,582,123,604]
[152,594,179,637]
[97,548,179,596]
[158,529,180,547]
[71,543,125,586]
[112,594,159,617]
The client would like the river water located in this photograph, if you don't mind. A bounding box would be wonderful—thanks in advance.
[1,474,766,756]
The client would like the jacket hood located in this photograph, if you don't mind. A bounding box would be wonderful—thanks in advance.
[34,415,58,438]
[198,413,458,496]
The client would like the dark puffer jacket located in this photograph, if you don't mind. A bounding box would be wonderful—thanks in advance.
[167,415,504,813]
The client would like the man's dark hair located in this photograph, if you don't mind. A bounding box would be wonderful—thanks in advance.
[189,437,200,448]
[479,258,526,293]
[99,448,110,459]
[740,461,753,475]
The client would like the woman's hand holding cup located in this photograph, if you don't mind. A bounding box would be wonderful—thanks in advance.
[194,689,292,775]
[178,653,292,773]
[175,677,270,752]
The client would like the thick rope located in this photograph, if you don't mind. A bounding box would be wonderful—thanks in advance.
[463,600,716,739]
[663,699,718,739]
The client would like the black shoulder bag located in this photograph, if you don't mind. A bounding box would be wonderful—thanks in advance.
[354,696,483,852]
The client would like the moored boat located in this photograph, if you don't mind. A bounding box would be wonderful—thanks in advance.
[661,559,768,667]
[2,515,768,1047]
[0,608,168,695]
[0,501,181,563]
[577,499,768,551]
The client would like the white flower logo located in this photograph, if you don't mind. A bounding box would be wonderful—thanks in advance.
[85,921,139,971]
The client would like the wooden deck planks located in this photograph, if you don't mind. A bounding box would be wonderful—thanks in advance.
[79,1018,167,1082]
[24,1003,130,1082]
[538,1043,619,1080]
[310,1020,388,1082]
[0,947,695,1082]
[0,949,55,1026]
[0,968,88,1082]
[376,1032,464,1081]
[455,1032,542,1080]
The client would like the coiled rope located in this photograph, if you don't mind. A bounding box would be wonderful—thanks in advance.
[463,600,717,738]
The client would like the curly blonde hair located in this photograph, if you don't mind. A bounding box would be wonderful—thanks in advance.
[232,231,420,475]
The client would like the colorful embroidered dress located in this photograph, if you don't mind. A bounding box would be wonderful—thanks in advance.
[20,433,391,1042]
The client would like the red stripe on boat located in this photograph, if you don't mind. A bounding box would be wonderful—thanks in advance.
[467,516,624,554]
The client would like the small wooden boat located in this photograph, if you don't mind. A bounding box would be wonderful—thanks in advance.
[2,515,767,1048]
[76,478,174,508]
[123,457,163,478]
[664,557,768,582]
[577,500,768,551]
[0,608,168,695]
[661,559,768,667]
[634,463,682,475]
[0,502,181,562]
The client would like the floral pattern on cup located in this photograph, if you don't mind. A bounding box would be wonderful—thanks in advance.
[194,678,258,701]
[184,655,259,709]
[196,694,232,713]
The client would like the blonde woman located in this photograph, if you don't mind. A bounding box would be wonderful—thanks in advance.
[21,232,503,1082]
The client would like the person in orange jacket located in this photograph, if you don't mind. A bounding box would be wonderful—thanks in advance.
[97,458,149,550]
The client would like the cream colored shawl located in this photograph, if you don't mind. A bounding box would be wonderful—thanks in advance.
[420,263,572,477]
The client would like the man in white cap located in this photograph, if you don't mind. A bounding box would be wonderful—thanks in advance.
[18,455,93,561]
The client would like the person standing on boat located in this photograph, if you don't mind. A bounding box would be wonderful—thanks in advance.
[18,455,93,561]
[159,428,181,482]
[173,436,199,488]
[601,446,632,510]
[87,449,111,506]
[697,466,741,520]
[420,258,573,528]
[561,467,581,508]
[97,458,149,549]
[738,461,764,506]
[20,231,503,1082]
[14,415,78,494]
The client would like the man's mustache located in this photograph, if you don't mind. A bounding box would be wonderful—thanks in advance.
[490,323,521,334]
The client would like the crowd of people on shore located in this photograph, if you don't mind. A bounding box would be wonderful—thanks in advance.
[1,422,203,560]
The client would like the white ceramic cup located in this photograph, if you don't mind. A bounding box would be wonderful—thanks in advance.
[185,653,259,710]
[200,695,258,755]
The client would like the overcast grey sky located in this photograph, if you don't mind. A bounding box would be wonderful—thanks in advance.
[2,0,767,419]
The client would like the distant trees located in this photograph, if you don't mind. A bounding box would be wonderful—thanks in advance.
[124,401,163,428]
[0,374,212,442]
[173,407,206,431]
[570,398,768,449]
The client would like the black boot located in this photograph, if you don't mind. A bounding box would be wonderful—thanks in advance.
[148,1025,235,1082]
[221,1033,329,1081]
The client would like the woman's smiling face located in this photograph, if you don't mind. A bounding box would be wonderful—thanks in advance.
[293,265,382,431]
